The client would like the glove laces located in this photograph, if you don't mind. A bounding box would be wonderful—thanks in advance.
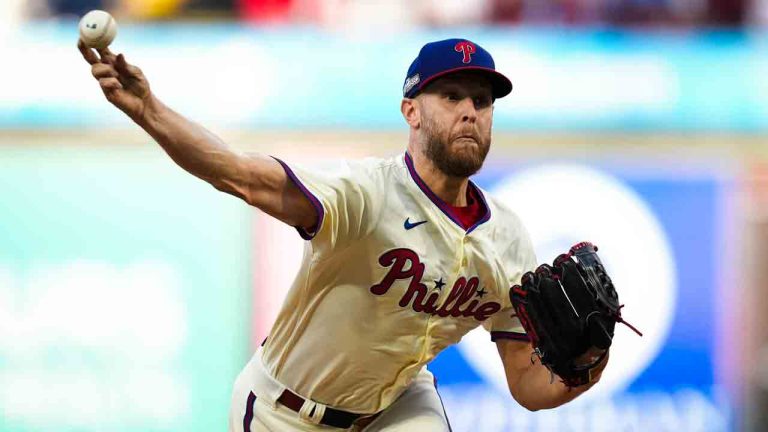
[614,304,643,337]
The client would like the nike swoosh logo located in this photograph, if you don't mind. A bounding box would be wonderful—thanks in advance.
[404,218,428,230]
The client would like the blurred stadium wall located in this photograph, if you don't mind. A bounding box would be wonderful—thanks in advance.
[1,20,767,432]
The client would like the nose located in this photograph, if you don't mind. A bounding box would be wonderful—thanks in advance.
[459,97,477,123]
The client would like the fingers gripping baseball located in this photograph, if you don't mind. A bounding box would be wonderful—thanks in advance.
[78,40,150,120]
[91,63,118,80]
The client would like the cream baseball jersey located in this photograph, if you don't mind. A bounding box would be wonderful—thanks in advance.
[261,152,537,414]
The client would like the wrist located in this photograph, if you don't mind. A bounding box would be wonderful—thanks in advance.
[580,349,609,385]
[133,92,159,127]
[558,348,609,388]
[574,347,607,368]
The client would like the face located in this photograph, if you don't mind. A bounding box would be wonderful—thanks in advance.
[416,72,494,178]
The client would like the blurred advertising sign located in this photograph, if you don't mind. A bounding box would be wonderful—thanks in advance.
[3,25,768,132]
[0,147,251,431]
[432,161,735,431]
[252,155,736,432]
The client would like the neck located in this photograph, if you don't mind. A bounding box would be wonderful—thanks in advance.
[407,145,470,207]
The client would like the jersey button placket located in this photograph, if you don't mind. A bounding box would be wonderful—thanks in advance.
[455,240,463,272]
[460,236,469,268]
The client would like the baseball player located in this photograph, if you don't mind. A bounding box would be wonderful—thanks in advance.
[78,38,609,431]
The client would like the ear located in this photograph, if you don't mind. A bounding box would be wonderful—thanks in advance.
[401,98,420,129]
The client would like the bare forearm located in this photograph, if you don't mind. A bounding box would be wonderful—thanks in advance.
[79,44,309,219]
[136,93,246,194]
[499,341,608,411]
[511,360,593,411]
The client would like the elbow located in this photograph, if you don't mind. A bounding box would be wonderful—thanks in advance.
[509,388,544,412]
[210,178,234,194]
[511,383,592,412]
[519,401,541,412]
[509,387,561,412]
[513,396,547,412]
[210,177,253,204]
[207,156,261,205]
[515,396,561,412]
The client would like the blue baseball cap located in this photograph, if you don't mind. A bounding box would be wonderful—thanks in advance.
[403,38,512,99]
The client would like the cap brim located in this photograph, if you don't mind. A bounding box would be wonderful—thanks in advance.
[414,66,513,99]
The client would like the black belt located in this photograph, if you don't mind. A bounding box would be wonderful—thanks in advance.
[277,389,378,429]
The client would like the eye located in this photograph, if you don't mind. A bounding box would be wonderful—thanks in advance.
[445,92,460,101]
[474,96,492,108]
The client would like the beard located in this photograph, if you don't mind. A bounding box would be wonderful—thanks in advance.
[421,114,491,178]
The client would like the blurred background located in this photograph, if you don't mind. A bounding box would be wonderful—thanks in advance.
[1,0,767,431]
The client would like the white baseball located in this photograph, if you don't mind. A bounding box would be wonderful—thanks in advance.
[78,10,117,50]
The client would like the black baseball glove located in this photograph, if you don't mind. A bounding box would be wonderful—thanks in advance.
[510,242,642,387]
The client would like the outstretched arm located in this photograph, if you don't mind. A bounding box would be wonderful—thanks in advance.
[77,41,316,231]
[496,339,607,411]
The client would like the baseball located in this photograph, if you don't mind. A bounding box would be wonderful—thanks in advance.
[78,10,117,50]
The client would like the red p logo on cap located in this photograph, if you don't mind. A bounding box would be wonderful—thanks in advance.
[454,41,476,64]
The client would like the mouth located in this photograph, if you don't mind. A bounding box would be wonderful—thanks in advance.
[455,135,477,142]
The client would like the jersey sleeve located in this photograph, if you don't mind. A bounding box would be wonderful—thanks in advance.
[273,157,380,252]
[486,305,530,343]
[484,215,538,343]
